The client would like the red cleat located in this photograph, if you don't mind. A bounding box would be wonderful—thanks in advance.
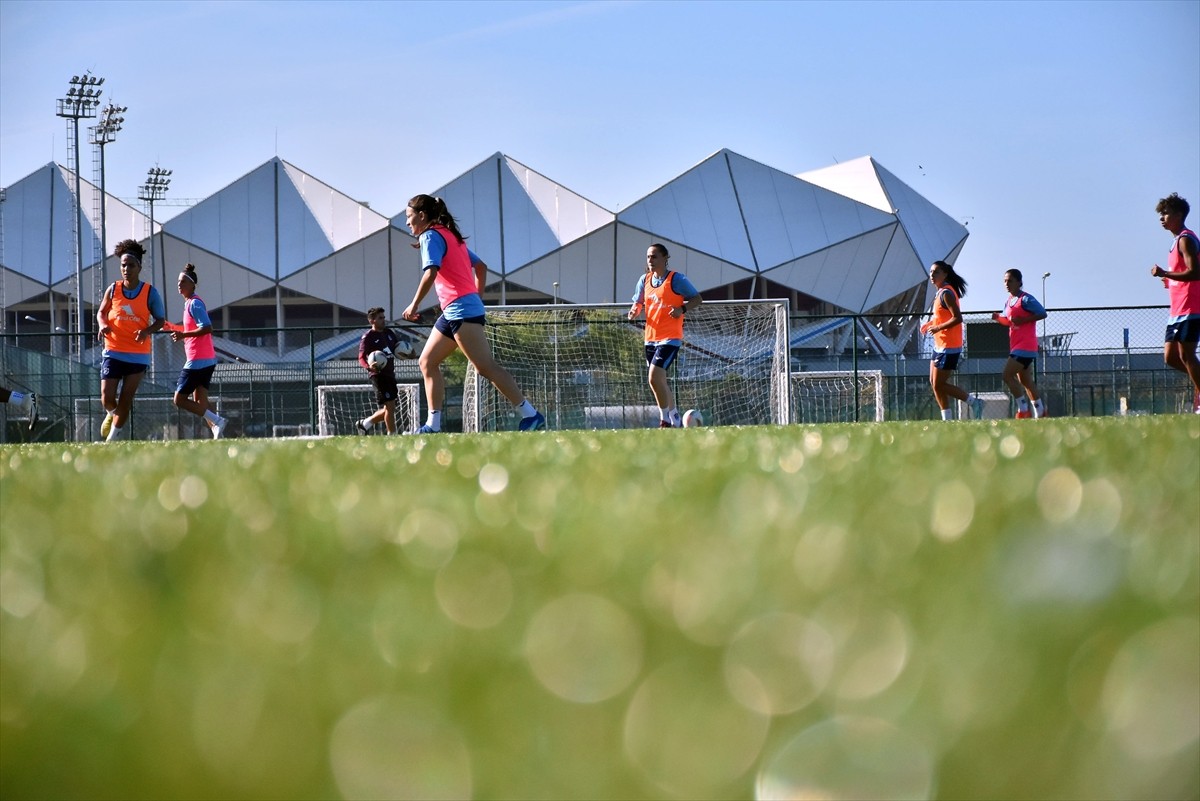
[1015,409,1032,419]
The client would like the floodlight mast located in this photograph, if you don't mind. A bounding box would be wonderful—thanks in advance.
[137,166,172,317]
[89,103,127,290]
[57,72,103,359]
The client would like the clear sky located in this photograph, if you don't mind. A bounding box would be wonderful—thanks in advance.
[2,0,1197,312]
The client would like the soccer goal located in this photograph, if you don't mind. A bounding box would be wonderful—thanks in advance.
[72,395,229,441]
[462,300,790,432]
[790,370,885,423]
[316,383,421,436]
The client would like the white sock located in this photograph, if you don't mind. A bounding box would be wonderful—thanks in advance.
[1034,399,1044,418]
[659,408,671,423]
[203,410,221,424]
[515,399,537,419]
[361,418,375,430]
[1017,398,1029,413]
[106,425,123,442]
[940,408,953,421]
[426,410,442,431]
[669,408,682,427]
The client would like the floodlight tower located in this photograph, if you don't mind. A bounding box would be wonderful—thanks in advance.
[57,72,104,357]
[137,166,172,316]
[89,103,127,288]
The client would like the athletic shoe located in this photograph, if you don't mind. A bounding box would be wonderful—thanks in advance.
[212,416,228,440]
[100,412,113,439]
[414,424,440,434]
[355,419,370,435]
[27,394,38,431]
[1015,409,1032,419]
[519,411,546,431]
[969,397,984,419]
[1194,391,1200,413]
[659,420,674,428]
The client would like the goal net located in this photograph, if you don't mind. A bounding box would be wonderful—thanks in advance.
[790,370,885,423]
[73,395,229,441]
[462,300,790,432]
[316,383,421,436]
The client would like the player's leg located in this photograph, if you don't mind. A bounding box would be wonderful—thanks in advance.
[382,399,397,434]
[646,344,681,426]
[1003,358,1031,417]
[416,328,459,432]
[1015,361,1043,417]
[109,370,145,440]
[1177,339,1200,411]
[455,322,544,430]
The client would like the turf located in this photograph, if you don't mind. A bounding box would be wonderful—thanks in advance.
[2,417,1198,800]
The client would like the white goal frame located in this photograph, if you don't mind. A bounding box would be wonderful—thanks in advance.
[316,383,421,436]
[462,300,791,432]
[790,369,885,423]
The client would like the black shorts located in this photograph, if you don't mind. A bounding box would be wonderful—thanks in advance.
[176,365,216,395]
[371,371,399,407]
[100,356,148,381]
[1008,355,1035,368]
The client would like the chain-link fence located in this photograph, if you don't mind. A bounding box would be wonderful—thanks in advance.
[2,306,1195,442]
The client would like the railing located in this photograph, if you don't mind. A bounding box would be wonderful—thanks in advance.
[1,305,1194,443]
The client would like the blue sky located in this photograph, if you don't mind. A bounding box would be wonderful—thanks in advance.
[1,0,1197,311]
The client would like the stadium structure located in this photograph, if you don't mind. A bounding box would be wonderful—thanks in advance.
[1,149,967,362]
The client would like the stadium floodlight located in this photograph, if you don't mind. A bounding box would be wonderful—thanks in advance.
[57,71,104,360]
[89,103,127,289]
[138,166,172,317]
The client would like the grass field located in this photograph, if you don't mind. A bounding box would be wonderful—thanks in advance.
[2,416,1198,800]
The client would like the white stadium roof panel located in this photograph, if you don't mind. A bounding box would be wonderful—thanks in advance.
[797,156,893,212]
[873,162,968,272]
[861,230,928,312]
[728,151,897,268]
[764,224,898,311]
[619,152,755,269]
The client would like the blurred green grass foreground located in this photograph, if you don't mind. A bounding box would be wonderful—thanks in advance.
[2,416,1198,800]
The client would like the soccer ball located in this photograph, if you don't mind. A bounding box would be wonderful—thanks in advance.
[682,409,703,428]
[367,350,389,370]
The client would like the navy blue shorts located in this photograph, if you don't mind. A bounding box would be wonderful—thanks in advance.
[1009,355,1035,368]
[1165,317,1200,344]
[100,356,148,381]
[645,343,680,370]
[176,365,216,395]
[931,351,961,371]
[435,314,487,339]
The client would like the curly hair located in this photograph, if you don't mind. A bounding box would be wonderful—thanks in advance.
[1156,193,1190,219]
[113,238,146,262]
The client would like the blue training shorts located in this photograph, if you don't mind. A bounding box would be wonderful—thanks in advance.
[176,365,216,395]
[100,356,148,381]
[932,351,961,371]
[645,343,680,370]
[1165,317,1200,344]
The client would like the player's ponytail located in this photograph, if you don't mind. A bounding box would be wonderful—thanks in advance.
[409,194,467,244]
[933,260,968,299]
[180,263,198,285]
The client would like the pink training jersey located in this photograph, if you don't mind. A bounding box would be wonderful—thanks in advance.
[1167,228,1200,318]
[1003,292,1040,355]
[182,295,216,363]
[426,224,479,310]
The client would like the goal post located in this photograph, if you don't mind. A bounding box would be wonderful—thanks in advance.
[790,369,885,423]
[316,383,421,436]
[462,300,791,432]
